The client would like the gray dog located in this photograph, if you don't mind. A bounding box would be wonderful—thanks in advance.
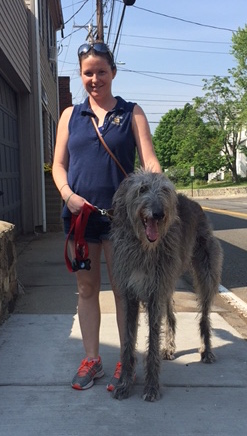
[111,169,223,402]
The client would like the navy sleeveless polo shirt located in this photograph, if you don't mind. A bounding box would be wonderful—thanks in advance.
[62,96,136,218]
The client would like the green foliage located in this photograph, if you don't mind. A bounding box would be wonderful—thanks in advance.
[165,167,191,185]
[231,25,247,124]
[231,25,247,86]
[194,75,245,182]
[153,108,183,168]
[44,163,52,173]
[134,149,141,169]
[153,104,222,182]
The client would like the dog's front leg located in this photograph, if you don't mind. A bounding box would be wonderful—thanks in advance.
[161,296,176,360]
[113,295,139,400]
[143,295,162,402]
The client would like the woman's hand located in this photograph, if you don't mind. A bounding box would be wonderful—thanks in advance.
[66,193,92,216]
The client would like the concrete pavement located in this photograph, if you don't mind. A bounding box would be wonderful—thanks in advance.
[0,231,246,436]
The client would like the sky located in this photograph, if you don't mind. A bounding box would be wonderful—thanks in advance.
[57,0,247,133]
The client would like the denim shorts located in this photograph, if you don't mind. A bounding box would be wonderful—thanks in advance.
[64,212,112,243]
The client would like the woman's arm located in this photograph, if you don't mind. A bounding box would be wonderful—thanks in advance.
[132,104,162,173]
[52,106,89,214]
[52,106,72,193]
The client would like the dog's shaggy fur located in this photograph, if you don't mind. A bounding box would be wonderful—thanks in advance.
[111,170,223,402]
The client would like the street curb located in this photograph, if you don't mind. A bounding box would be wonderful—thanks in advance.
[219,285,247,318]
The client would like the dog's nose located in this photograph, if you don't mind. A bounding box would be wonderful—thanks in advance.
[153,211,165,220]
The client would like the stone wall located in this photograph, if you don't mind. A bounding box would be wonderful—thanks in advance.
[0,221,17,323]
[177,186,247,198]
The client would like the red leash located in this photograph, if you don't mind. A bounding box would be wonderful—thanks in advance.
[65,203,96,272]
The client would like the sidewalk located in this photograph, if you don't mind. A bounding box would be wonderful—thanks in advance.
[0,232,246,436]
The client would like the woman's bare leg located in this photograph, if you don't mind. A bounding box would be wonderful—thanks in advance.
[70,241,102,358]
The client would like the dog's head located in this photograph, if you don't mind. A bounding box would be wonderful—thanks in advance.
[112,169,178,247]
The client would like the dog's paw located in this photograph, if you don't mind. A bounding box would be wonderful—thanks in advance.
[201,350,216,363]
[142,386,161,402]
[112,382,132,400]
[161,348,175,360]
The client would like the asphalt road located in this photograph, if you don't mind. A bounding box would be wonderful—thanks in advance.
[196,196,247,301]
[197,196,247,215]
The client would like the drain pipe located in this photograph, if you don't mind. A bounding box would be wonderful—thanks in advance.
[34,0,47,232]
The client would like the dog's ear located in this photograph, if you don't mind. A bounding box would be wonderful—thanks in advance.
[112,178,127,202]
[112,176,133,220]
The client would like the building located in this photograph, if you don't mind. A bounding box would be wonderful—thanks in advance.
[58,76,72,116]
[236,135,247,178]
[208,131,247,182]
[0,0,64,233]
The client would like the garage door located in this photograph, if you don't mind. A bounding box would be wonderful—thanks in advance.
[0,75,21,231]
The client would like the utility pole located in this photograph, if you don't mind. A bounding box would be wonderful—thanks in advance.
[73,23,96,43]
[96,0,136,46]
[96,0,104,42]
[112,0,136,54]
[75,0,105,43]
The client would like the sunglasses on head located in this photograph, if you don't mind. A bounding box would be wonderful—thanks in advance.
[78,42,113,59]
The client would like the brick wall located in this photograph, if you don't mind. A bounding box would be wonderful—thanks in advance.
[58,76,72,115]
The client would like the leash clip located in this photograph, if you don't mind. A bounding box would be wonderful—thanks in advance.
[94,205,114,219]
[94,206,108,216]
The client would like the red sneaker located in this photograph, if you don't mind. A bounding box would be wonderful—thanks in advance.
[71,357,104,390]
[106,361,122,392]
[106,362,136,392]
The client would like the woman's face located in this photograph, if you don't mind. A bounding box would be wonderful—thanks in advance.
[80,55,116,100]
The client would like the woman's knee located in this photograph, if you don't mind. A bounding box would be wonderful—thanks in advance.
[76,274,100,300]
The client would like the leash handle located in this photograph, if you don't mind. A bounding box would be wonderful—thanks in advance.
[64,204,96,272]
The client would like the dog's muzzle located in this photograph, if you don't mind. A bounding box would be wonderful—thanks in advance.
[142,211,165,243]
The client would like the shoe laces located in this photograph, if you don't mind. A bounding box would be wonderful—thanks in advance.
[113,361,122,379]
[77,358,99,377]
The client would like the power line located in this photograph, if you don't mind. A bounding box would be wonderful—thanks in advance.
[62,0,84,10]
[119,92,194,97]
[106,0,116,44]
[58,2,236,107]
[60,63,224,78]
[112,2,124,53]
[130,3,236,32]
[63,0,90,25]
[137,103,189,107]
[118,68,203,88]
[120,69,218,77]
[133,99,192,102]
[118,33,231,45]
[145,112,173,114]
[120,43,229,55]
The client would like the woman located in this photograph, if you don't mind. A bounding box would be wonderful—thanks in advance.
[52,41,161,392]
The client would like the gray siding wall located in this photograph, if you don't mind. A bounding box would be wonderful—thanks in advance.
[0,0,31,92]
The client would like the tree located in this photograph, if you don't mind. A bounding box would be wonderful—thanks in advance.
[231,25,247,89]
[153,108,183,170]
[153,104,221,183]
[172,104,223,181]
[231,25,247,126]
[194,76,245,182]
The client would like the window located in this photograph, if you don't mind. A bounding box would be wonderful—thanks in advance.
[47,5,57,75]
[38,0,44,40]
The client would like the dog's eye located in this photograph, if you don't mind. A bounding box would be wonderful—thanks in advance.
[139,185,148,194]
[162,187,170,195]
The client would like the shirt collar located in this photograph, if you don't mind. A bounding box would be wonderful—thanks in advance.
[80,96,125,117]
